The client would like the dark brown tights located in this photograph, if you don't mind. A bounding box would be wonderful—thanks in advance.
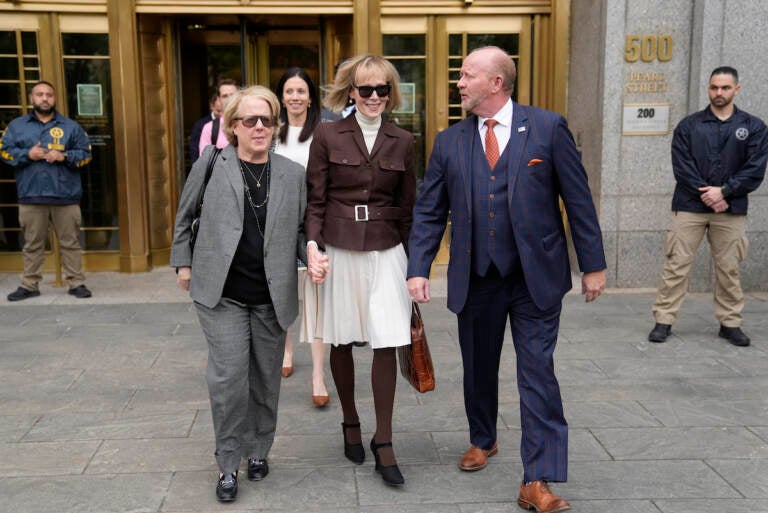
[330,344,398,466]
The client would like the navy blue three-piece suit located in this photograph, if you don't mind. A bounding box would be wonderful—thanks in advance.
[407,101,606,482]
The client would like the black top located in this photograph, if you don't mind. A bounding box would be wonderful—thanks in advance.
[222,159,271,305]
[671,105,768,214]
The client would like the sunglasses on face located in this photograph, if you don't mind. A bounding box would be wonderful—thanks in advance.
[235,115,277,128]
[353,84,392,98]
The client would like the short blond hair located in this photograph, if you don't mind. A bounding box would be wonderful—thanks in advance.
[323,54,402,114]
[222,85,282,146]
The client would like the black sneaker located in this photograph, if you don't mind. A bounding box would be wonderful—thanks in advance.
[68,285,92,298]
[352,341,368,347]
[7,287,40,302]
[719,325,750,347]
[216,472,238,502]
[247,458,269,481]
[648,323,671,343]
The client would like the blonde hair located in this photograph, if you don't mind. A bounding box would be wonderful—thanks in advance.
[323,54,402,114]
[222,85,282,146]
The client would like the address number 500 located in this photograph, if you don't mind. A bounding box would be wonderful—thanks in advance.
[625,34,673,62]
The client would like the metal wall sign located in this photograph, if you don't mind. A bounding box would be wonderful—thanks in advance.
[622,103,670,135]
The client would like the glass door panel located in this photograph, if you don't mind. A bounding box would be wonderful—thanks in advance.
[61,32,119,251]
[0,29,40,253]
[383,34,426,180]
[381,15,531,265]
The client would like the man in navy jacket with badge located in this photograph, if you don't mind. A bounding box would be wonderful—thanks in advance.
[649,67,768,346]
[1,80,92,301]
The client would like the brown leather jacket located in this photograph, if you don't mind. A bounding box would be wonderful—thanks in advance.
[305,115,416,252]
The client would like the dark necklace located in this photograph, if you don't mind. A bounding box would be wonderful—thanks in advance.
[238,158,270,237]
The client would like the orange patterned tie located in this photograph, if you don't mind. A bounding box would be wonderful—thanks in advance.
[484,119,499,169]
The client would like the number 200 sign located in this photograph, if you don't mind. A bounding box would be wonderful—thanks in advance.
[625,35,673,62]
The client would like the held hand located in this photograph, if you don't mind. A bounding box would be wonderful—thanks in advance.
[582,269,606,303]
[45,149,66,163]
[28,142,47,161]
[307,244,330,284]
[177,267,191,291]
[698,186,724,208]
[711,198,729,213]
[407,277,431,303]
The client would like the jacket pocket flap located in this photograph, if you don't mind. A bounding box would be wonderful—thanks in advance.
[379,160,406,172]
[329,151,361,166]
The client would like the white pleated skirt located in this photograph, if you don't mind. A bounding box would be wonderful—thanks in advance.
[300,243,411,349]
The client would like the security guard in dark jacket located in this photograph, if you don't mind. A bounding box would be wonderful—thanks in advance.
[649,67,768,346]
[1,80,92,301]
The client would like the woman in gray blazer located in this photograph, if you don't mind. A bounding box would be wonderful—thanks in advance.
[171,85,307,502]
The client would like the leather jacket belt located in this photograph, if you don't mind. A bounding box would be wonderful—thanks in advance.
[326,204,405,222]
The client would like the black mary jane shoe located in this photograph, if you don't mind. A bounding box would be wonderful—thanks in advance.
[341,422,365,464]
[247,458,269,481]
[370,438,405,486]
[216,471,238,502]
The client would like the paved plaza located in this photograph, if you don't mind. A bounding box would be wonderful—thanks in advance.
[1,268,767,513]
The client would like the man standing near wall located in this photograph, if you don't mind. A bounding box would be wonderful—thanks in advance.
[1,80,93,301]
[649,67,768,346]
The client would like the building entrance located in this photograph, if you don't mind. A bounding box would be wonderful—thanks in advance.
[176,14,351,172]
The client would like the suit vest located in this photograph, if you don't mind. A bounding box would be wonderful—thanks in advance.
[471,129,519,277]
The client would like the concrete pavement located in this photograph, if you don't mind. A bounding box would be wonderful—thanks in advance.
[1,268,768,513]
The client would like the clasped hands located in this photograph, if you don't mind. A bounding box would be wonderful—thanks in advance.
[28,142,65,163]
[307,243,330,284]
[699,186,729,213]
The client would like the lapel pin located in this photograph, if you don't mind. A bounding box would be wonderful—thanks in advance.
[518,126,526,133]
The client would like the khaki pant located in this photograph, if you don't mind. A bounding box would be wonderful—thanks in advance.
[18,204,85,291]
[652,211,748,327]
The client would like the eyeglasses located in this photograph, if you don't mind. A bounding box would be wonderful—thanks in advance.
[235,115,277,128]
[353,84,392,98]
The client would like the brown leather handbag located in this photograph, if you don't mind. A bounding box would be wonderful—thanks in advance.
[398,303,435,393]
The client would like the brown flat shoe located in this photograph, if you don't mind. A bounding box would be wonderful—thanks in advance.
[281,365,293,378]
[518,480,571,513]
[458,442,498,471]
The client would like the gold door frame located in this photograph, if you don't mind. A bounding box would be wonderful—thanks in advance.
[0,12,126,273]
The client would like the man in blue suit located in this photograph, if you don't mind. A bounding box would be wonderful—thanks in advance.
[407,46,606,513]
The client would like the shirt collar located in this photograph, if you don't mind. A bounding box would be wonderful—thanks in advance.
[703,104,742,123]
[477,98,513,130]
[26,110,61,124]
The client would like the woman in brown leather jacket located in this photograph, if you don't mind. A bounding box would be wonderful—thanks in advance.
[304,54,416,486]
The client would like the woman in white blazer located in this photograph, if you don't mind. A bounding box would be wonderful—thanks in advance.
[171,85,307,503]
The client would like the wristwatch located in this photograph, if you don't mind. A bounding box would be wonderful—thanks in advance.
[721,184,731,197]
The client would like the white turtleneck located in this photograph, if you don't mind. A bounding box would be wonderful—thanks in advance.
[355,110,381,153]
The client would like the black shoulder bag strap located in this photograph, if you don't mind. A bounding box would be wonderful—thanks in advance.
[211,117,220,146]
[194,147,222,217]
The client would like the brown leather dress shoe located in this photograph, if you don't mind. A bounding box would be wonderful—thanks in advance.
[458,442,498,471]
[518,481,571,513]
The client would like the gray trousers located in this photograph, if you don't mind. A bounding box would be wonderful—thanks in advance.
[195,298,286,474]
